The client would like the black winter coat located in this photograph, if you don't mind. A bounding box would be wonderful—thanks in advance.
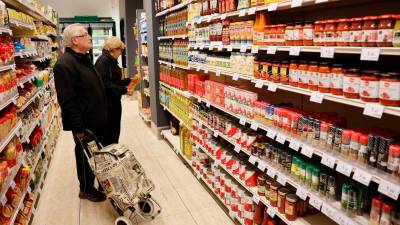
[54,47,108,133]
[95,51,130,106]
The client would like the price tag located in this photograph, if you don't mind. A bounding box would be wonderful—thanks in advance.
[227,45,233,51]
[291,0,303,8]
[239,9,247,17]
[255,80,263,88]
[316,0,329,3]
[268,3,278,11]
[310,92,324,104]
[320,47,335,58]
[199,44,204,50]
[221,14,227,20]
[267,83,278,92]
[233,73,240,81]
[249,155,258,165]
[267,167,276,178]
[321,153,336,169]
[289,140,301,151]
[296,186,309,200]
[363,103,384,119]
[217,45,223,51]
[239,116,246,125]
[195,143,200,149]
[321,204,336,220]
[196,66,200,72]
[32,207,36,214]
[301,145,314,158]
[213,130,219,137]
[19,203,24,211]
[267,207,275,218]
[252,194,260,204]
[276,133,286,144]
[208,45,213,51]
[250,121,259,131]
[206,102,211,108]
[248,7,257,15]
[1,196,7,205]
[196,17,202,24]
[19,83,24,88]
[277,174,287,185]
[309,194,323,210]
[257,161,267,171]
[335,213,348,225]
[216,70,221,76]
[213,160,220,167]
[289,46,301,56]
[378,180,400,200]
[240,45,247,53]
[204,68,209,73]
[10,180,16,189]
[336,160,353,177]
[352,168,372,186]
[172,64,176,69]
[251,45,259,54]
[360,47,380,61]
[234,144,241,153]
[206,15,212,23]
[179,121,183,127]
[267,46,277,54]
[267,129,277,139]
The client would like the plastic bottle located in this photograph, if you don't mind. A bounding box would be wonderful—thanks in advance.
[253,12,268,45]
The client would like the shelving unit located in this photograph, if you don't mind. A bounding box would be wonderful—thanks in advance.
[155,0,194,17]
[157,34,188,40]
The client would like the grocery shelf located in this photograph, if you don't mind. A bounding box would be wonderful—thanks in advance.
[155,0,194,17]
[14,49,38,58]
[159,81,192,98]
[0,90,18,112]
[158,60,189,70]
[0,63,16,72]
[22,105,49,143]
[8,18,35,30]
[188,62,253,81]
[17,89,42,112]
[0,155,24,202]
[157,34,188,40]
[0,27,12,35]
[17,55,52,63]
[18,71,40,87]
[0,120,22,154]
[160,103,191,129]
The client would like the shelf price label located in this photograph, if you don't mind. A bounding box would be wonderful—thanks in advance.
[289,139,301,151]
[267,46,277,54]
[204,68,209,74]
[255,80,263,88]
[196,173,201,180]
[227,45,233,51]
[321,204,336,220]
[249,155,258,165]
[221,14,227,20]
[361,47,380,61]
[208,45,213,51]
[233,73,240,81]
[295,186,308,200]
[252,194,260,204]
[378,180,400,200]
[321,153,336,169]
[363,103,384,119]
[10,180,16,189]
[309,194,323,210]
[248,7,257,15]
[291,0,303,8]
[267,129,277,139]
[352,168,372,186]
[240,45,247,53]
[234,144,241,153]
[216,70,221,76]
[213,130,219,138]
[206,102,211,108]
[310,92,324,104]
[301,145,314,158]
[217,44,223,51]
[0,196,7,206]
[229,210,236,219]
[250,121,259,131]
[239,116,247,125]
[276,133,286,144]
[27,186,32,193]
[316,0,329,3]
[251,45,259,54]
[267,167,277,178]
[267,83,278,92]
[336,160,352,177]
[206,15,212,23]
[320,47,335,58]
[268,3,278,11]
[239,9,247,17]
[257,161,267,171]
[289,46,301,56]
[277,174,287,185]
[267,207,276,218]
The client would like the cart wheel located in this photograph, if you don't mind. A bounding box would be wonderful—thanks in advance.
[115,216,132,225]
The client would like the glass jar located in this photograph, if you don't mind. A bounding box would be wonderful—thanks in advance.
[254,61,261,78]
[379,72,400,106]
[369,198,382,225]
[361,16,379,47]
[360,70,380,102]
[265,179,272,200]
[318,62,331,93]
[271,61,281,83]
[298,61,309,89]
[277,24,287,45]
[380,203,394,225]
[285,23,294,46]
[264,25,271,45]
[285,194,298,221]
[349,17,363,46]
[293,22,303,46]
[278,188,290,214]
[313,20,325,46]
[257,175,266,195]
[280,61,289,85]
[260,61,269,80]
[377,14,396,47]
[303,21,314,46]
[331,64,344,95]
[336,18,350,46]
[270,25,277,45]
[308,62,319,91]
[289,61,299,87]
[388,145,400,176]
[343,69,361,99]
[269,182,281,207]
[394,15,400,47]
[324,20,337,46]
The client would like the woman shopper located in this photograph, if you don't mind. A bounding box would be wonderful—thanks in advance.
[95,37,138,144]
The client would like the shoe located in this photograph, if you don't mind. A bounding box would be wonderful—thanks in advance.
[79,190,106,202]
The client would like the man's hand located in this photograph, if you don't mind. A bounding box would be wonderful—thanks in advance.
[74,131,86,138]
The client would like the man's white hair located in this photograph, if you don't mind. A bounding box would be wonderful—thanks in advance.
[62,23,85,47]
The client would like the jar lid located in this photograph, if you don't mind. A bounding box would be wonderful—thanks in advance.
[351,17,363,22]
[345,68,361,74]
[381,72,400,78]
[389,145,400,156]
[278,188,290,195]
[337,18,350,22]
[378,14,396,19]
[363,16,378,20]
[270,182,281,189]
[382,203,394,214]
[278,24,287,27]
[286,194,298,203]
[332,63,343,67]
[362,70,380,76]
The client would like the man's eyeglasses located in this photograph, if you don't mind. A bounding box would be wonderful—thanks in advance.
[75,33,90,38]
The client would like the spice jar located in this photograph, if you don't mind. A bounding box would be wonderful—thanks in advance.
[313,21,325,46]
[360,70,380,102]
[269,182,280,207]
[278,188,290,214]
[260,61,268,80]
[289,61,299,87]
[257,175,266,195]
[318,62,331,93]
[331,64,344,95]
[308,62,319,91]
[361,16,379,47]
[324,20,337,46]
[380,203,394,225]
[377,15,396,47]
[343,69,361,99]
[379,72,400,106]
[285,23,294,46]
[285,194,298,221]
[265,179,272,200]
[369,197,382,225]
[303,21,314,46]
[349,17,363,46]
[276,24,286,45]
[280,61,289,85]
[293,22,303,46]
[388,145,400,176]
[358,134,369,164]
[336,18,350,46]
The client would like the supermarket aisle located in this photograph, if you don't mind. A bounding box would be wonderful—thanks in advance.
[32,98,235,225]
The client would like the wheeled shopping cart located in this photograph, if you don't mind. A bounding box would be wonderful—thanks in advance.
[75,130,161,225]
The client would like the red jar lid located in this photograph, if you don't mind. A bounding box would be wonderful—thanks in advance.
[337,18,350,23]
[382,203,394,214]
[351,17,363,22]
[326,20,336,23]
[363,16,378,20]
[371,197,382,208]
[378,14,396,19]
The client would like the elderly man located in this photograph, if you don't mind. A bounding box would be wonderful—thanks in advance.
[54,24,107,202]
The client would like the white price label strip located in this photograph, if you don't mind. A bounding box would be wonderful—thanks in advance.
[316,0,329,3]
[321,204,336,220]
[240,45,247,53]
[10,181,16,189]
[239,9,247,17]
[291,0,303,7]
[206,102,211,108]
[336,160,352,177]
[216,70,221,76]
[196,173,201,180]
[248,7,257,15]
[249,155,258,165]
[204,68,209,73]
[267,207,275,218]
[234,144,241,153]
[268,3,278,11]
[221,14,227,20]
[214,160,220,167]
[363,103,384,119]
[296,186,308,200]
[289,46,301,56]
[289,140,301,151]
[250,121,259,131]
[276,133,286,144]
[209,45,213,51]
[360,47,380,61]
[267,83,278,92]
[229,210,236,219]
[251,45,259,54]
[378,180,400,200]
[255,80,263,88]
[310,92,324,104]
[321,153,336,169]
[213,130,219,137]
[267,167,276,178]
[277,174,287,185]
[252,194,260,204]
[352,168,372,186]
[227,45,233,51]
[1,196,7,206]
[257,161,267,171]
[267,46,277,54]
[309,194,323,210]
[206,16,212,23]
[239,116,246,125]
[27,186,31,193]
[320,47,335,58]
[267,129,277,139]
[301,145,314,158]
[233,73,240,81]
[217,45,223,51]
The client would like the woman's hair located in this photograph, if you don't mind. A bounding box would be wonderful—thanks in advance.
[103,37,126,51]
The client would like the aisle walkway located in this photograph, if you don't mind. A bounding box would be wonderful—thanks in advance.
[32,98,235,225]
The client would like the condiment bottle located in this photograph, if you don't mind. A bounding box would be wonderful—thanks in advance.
[361,16,379,47]
[318,62,331,93]
[330,64,344,95]
[358,134,369,164]
[298,61,309,89]
[285,194,298,221]
[349,131,360,160]
[393,15,400,47]
[280,61,289,85]
[377,15,396,47]
[285,23,294,46]
[370,197,382,225]
[276,24,286,45]
[253,12,268,45]
[278,188,290,214]
[380,203,394,225]
[313,20,324,46]
[387,145,400,176]
[308,62,319,91]
[324,20,337,46]
[341,129,352,157]
[343,68,361,99]
[360,70,380,102]
[289,60,299,87]
[293,22,303,46]
[269,182,281,207]
[336,18,350,46]
[349,17,363,46]
[379,72,400,106]
[269,25,277,45]
[303,21,314,46]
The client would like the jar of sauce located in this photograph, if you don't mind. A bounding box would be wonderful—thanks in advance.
[360,70,380,102]
[313,21,324,46]
[254,61,261,78]
[261,61,269,80]
[270,25,278,45]
[330,64,344,95]
[293,22,304,46]
[285,23,294,46]
[343,68,361,99]
[277,24,287,45]
[303,21,314,46]
[377,14,396,47]
[318,62,331,93]
[269,182,281,207]
[308,62,319,91]
[264,25,271,45]
[394,15,400,47]
[271,61,281,83]
[280,61,290,85]
[289,61,299,87]
[361,16,379,47]
[324,20,337,46]
[298,61,309,89]
[336,18,350,46]
[379,72,400,106]
[349,17,363,46]
[278,188,290,214]
[285,194,298,221]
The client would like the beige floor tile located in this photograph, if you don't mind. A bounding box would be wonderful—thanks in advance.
[175,182,216,212]
[191,206,236,225]
[139,212,197,225]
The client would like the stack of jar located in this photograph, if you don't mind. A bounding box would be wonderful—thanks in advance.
[369,196,400,225]
[164,8,188,36]
[224,85,258,119]
[160,65,188,90]
[253,60,400,107]
[205,80,226,107]
[229,20,254,45]
[261,15,400,47]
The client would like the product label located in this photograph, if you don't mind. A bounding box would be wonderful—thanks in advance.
[330,73,344,89]
[319,72,331,88]
[276,34,285,43]
[393,31,400,44]
[336,31,350,43]
[285,30,294,41]
[343,76,360,94]
[377,29,393,43]
[314,31,323,43]
[349,30,362,43]
[290,69,299,82]
[303,28,313,40]
[360,80,379,99]
[293,29,303,41]
[324,31,336,42]
[309,72,319,86]
[379,81,400,101]
[253,31,264,43]
[361,29,378,42]
[299,70,310,84]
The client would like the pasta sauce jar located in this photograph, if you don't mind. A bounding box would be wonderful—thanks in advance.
[360,70,380,102]
[330,64,344,95]
[285,194,298,221]
[285,23,295,46]
[377,14,396,47]
[308,62,319,91]
[336,19,350,46]
[318,62,331,93]
[303,21,314,46]
[278,188,290,214]
[313,21,325,46]
[379,72,400,106]
[298,61,309,89]
[361,16,379,47]
[343,68,361,99]
[324,20,337,46]
[349,17,363,46]
[289,61,299,87]
[280,61,290,85]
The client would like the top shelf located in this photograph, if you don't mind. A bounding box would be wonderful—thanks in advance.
[156,0,194,17]
[2,0,57,27]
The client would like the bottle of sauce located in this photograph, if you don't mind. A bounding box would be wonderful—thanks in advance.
[324,20,337,46]
[349,17,363,46]
[361,16,379,47]
[253,12,268,45]
[269,25,277,45]
[285,23,294,46]
[276,24,287,46]
[298,61,309,89]
[303,21,314,46]
[330,64,344,95]
[360,70,380,102]
[393,15,400,47]
[313,21,325,46]
[289,61,299,87]
[343,68,361,99]
[336,18,350,46]
[377,14,396,47]
[308,62,319,91]
[293,22,303,46]
[271,61,281,83]
[318,62,331,93]
[280,61,289,85]
[379,72,400,106]
[369,197,382,225]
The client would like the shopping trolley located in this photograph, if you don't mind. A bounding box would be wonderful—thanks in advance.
[75,130,161,225]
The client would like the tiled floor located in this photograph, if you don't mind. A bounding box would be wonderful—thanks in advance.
[32,98,235,225]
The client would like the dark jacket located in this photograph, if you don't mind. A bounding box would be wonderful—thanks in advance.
[54,47,107,133]
[95,50,130,106]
